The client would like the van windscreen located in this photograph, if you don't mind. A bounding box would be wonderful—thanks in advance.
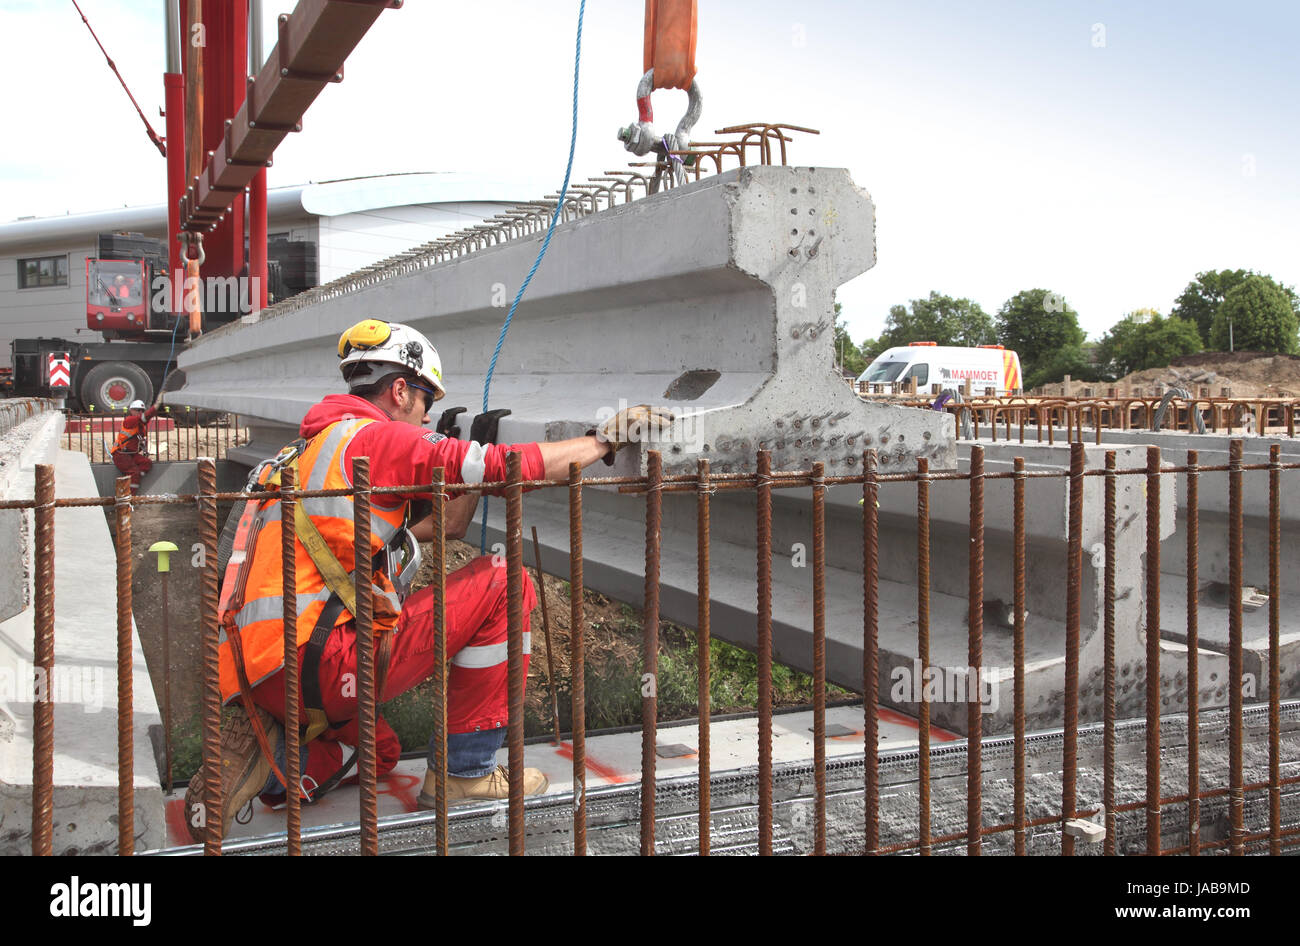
[864,360,908,383]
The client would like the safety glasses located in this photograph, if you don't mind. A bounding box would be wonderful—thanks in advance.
[404,380,441,412]
[337,319,391,358]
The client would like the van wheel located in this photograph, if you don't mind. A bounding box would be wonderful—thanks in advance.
[80,362,153,413]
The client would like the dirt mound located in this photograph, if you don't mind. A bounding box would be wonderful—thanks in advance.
[1115,352,1300,398]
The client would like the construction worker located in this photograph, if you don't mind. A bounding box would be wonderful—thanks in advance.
[110,398,157,493]
[187,318,672,841]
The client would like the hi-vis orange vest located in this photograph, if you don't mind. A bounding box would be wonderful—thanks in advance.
[111,416,146,455]
[217,418,406,704]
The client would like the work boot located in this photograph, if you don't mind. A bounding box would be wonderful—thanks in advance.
[183,705,281,844]
[417,764,549,809]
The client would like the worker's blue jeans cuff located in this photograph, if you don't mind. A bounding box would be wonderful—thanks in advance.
[260,727,308,796]
[440,727,506,778]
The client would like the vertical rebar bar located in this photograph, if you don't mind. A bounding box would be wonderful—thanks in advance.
[531,526,561,743]
[1012,456,1028,855]
[351,456,378,856]
[161,560,172,794]
[1228,439,1244,855]
[1268,443,1281,855]
[757,449,774,855]
[114,476,134,854]
[967,446,984,855]
[568,462,587,855]
[506,451,526,855]
[641,450,663,856]
[1145,445,1162,856]
[197,458,223,854]
[917,456,932,856]
[812,461,827,856]
[280,464,301,856]
[697,458,712,855]
[1104,451,1117,856]
[1062,441,1084,856]
[31,463,55,856]
[863,449,880,856]
[430,467,448,856]
[1186,450,1200,856]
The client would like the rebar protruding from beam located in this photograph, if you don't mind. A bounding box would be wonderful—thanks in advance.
[1269,443,1282,855]
[530,526,561,744]
[917,456,932,856]
[811,460,827,856]
[351,456,378,856]
[114,476,134,854]
[1062,441,1084,855]
[1104,451,1118,856]
[197,458,223,854]
[32,463,55,856]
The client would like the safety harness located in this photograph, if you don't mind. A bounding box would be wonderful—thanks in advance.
[217,437,402,802]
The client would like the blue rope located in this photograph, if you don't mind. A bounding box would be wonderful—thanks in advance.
[480,0,585,553]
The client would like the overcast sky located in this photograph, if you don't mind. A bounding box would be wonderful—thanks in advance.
[3,0,1297,343]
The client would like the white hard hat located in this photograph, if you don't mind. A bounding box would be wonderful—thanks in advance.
[128,400,146,410]
[337,319,445,400]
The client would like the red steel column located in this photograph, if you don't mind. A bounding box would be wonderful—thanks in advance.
[164,73,186,289]
[249,168,268,309]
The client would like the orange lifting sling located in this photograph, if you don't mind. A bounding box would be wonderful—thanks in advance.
[643,0,697,92]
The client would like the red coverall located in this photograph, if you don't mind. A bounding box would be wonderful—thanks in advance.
[250,394,543,799]
[111,406,157,491]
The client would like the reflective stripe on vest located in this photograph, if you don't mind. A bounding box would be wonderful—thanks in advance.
[218,417,408,704]
[450,632,532,669]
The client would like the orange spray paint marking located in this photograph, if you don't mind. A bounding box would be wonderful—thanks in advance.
[554,741,629,784]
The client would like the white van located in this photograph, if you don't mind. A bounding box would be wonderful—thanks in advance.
[856,343,1023,395]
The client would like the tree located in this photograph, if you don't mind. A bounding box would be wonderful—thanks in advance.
[995,289,1086,388]
[870,291,995,357]
[1096,310,1202,378]
[1172,269,1300,345]
[1209,276,1299,354]
[832,306,870,376]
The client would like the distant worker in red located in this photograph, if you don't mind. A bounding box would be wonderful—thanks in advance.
[110,398,157,493]
[187,319,673,842]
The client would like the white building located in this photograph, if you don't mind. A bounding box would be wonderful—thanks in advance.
[0,173,525,368]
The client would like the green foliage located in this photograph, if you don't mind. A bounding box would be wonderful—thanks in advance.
[1209,276,1300,354]
[995,289,1086,389]
[1172,270,1300,346]
[1095,310,1202,378]
[876,291,996,350]
[832,311,869,376]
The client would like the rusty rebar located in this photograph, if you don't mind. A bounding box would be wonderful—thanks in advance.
[568,462,587,855]
[967,446,984,855]
[757,449,774,855]
[1228,439,1244,855]
[430,467,448,856]
[697,458,712,855]
[1268,443,1281,855]
[280,464,302,855]
[1062,441,1084,856]
[863,449,880,856]
[530,526,562,744]
[1186,450,1200,855]
[641,450,663,856]
[114,476,134,854]
[161,554,172,794]
[351,456,378,856]
[31,463,55,856]
[197,458,223,854]
[811,461,827,856]
[1145,445,1162,856]
[1013,456,1026,856]
[506,451,526,855]
[1103,451,1117,856]
[917,456,932,856]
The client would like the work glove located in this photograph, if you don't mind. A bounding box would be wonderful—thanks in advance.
[588,405,675,465]
[470,409,512,446]
[436,406,467,439]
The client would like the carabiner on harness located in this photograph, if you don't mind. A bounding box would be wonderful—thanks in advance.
[617,69,703,191]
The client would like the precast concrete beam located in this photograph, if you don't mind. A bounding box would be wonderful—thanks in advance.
[482,440,1175,736]
[176,166,953,475]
